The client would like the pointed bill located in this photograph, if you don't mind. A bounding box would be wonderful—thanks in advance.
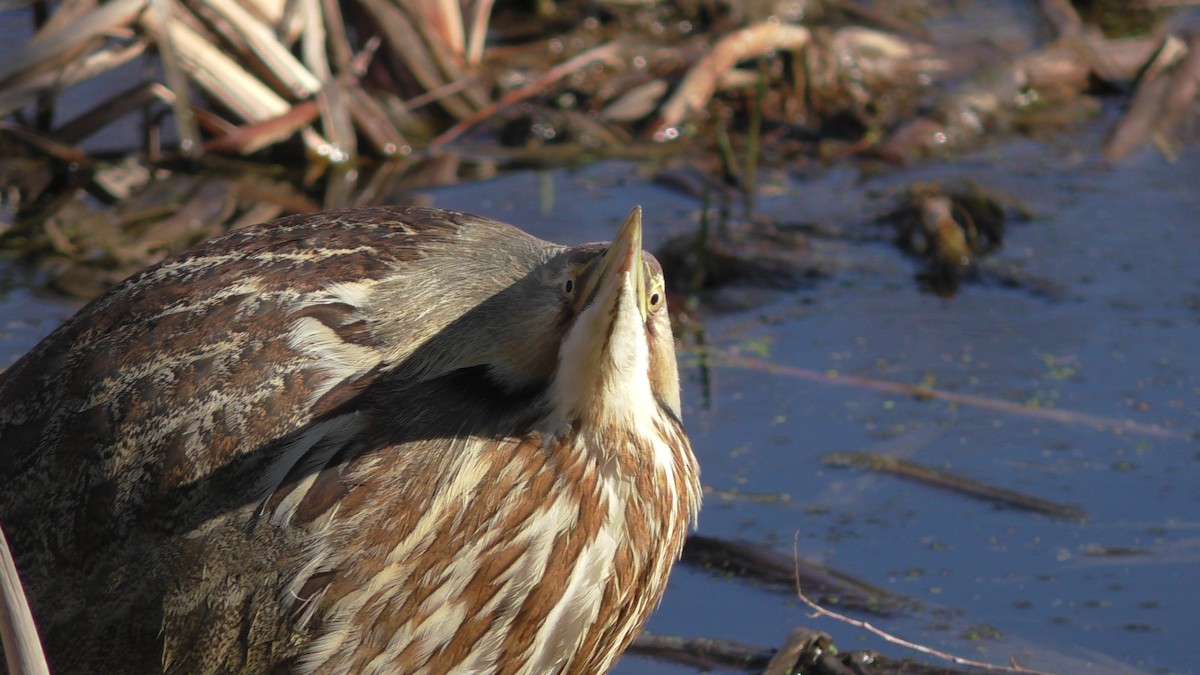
[551,206,656,430]
[576,206,646,318]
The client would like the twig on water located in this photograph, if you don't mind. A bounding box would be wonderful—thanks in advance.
[791,532,1056,675]
[823,452,1087,520]
[719,353,1193,440]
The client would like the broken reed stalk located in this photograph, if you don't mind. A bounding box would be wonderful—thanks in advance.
[428,41,623,149]
[653,21,811,136]
[0,524,49,675]
[791,533,1056,675]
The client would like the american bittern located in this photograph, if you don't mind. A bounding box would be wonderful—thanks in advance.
[0,206,701,673]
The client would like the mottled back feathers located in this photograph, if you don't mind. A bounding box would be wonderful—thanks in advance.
[0,205,701,674]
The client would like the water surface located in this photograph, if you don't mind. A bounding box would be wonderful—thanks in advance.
[2,131,1197,675]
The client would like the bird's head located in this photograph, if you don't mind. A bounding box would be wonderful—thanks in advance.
[367,207,680,434]
[544,207,681,433]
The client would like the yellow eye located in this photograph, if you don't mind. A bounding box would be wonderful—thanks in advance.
[647,279,665,311]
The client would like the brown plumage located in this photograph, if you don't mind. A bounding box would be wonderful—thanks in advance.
[0,206,701,674]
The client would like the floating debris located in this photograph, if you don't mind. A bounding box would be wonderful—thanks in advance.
[681,534,914,616]
[823,451,1087,521]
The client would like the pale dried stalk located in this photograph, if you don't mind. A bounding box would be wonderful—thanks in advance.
[156,16,291,121]
[144,7,329,154]
[0,525,49,675]
[201,0,322,97]
[300,0,355,163]
[0,0,147,86]
[319,0,354,71]
[1156,35,1200,138]
[655,21,811,133]
[1037,0,1083,38]
[240,0,286,23]
[356,0,477,119]
[345,83,410,156]
[1076,34,1163,84]
[403,0,488,109]
[147,0,202,156]
[27,0,100,42]
[414,0,465,57]
[0,40,148,118]
[464,0,495,66]
[1103,36,1193,162]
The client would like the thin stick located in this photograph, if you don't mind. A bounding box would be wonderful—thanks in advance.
[428,42,622,150]
[718,353,1193,440]
[791,532,1055,675]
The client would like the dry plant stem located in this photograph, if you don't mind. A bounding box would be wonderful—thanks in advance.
[356,0,480,119]
[53,81,174,144]
[403,77,477,112]
[428,42,623,149]
[832,0,932,40]
[344,83,409,156]
[654,21,811,134]
[629,633,774,671]
[142,3,328,154]
[1156,35,1200,137]
[147,0,202,157]
[464,0,495,66]
[0,120,93,165]
[28,0,99,41]
[149,2,287,120]
[1102,35,1193,161]
[240,0,286,24]
[0,525,50,675]
[319,0,354,72]
[0,0,146,86]
[719,353,1193,440]
[301,0,356,163]
[198,0,321,97]
[1082,35,1164,84]
[1037,0,1083,37]
[203,100,320,154]
[791,533,1055,675]
[0,41,148,118]
[417,0,465,56]
[407,0,486,110]
[1103,64,1173,162]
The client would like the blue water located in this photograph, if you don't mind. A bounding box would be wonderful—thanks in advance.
[409,145,1199,673]
[2,138,1197,673]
